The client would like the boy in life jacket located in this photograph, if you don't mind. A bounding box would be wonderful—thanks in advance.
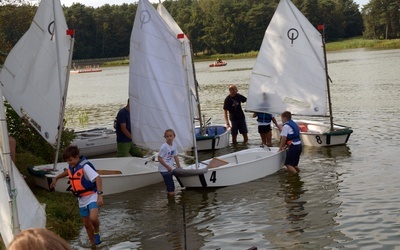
[278,111,302,174]
[50,145,104,248]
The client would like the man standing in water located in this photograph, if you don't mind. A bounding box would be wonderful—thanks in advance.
[115,99,143,157]
[223,84,248,144]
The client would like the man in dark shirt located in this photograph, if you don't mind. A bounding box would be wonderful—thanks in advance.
[115,99,143,157]
[223,84,248,144]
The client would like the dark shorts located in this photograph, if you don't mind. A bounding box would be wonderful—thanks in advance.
[258,124,271,133]
[160,171,175,192]
[79,202,98,217]
[231,120,248,135]
[285,144,302,166]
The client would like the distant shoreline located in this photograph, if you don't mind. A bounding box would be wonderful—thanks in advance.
[75,38,400,68]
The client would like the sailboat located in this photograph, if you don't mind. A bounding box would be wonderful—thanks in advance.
[130,0,285,188]
[0,87,46,247]
[246,0,353,147]
[156,3,231,152]
[0,0,162,196]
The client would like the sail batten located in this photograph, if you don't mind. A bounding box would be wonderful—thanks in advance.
[246,0,327,116]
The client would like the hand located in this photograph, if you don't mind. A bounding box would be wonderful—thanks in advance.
[50,179,57,189]
[97,195,104,207]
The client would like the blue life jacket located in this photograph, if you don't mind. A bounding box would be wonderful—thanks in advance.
[256,113,272,123]
[284,120,301,143]
[68,157,97,197]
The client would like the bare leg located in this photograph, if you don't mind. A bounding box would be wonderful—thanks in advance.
[266,131,272,147]
[232,134,238,144]
[286,165,298,174]
[243,133,248,143]
[260,133,267,145]
[82,216,95,247]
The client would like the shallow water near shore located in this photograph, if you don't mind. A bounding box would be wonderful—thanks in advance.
[67,48,400,249]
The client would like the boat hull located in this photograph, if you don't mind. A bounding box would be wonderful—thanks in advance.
[72,127,117,157]
[272,119,353,147]
[195,124,230,151]
[30,157,163,196]
[209,62,227,67]
[174,147,285,187]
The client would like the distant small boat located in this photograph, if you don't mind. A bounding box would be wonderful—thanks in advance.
[209,61,227,67]
[71,65,102,74]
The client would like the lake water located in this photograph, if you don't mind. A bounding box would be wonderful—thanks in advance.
[67,49,400,249]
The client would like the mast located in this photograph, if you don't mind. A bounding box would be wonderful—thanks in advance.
[52,25,75,170]
[179,34,199,167]
[189,42,204,135]
[319,24,334,131]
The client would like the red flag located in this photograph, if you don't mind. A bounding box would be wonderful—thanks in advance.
[317,24,324,31]
[66,29,75,37]
[177,33,185,39]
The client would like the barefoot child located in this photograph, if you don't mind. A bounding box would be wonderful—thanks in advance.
[158,129,181,196]
[50,145,104,248]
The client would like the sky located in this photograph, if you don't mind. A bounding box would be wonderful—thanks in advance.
[29,0,370,9]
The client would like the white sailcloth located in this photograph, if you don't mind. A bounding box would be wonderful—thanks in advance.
[0,0,72,145]
[130,0,196,152]
[0,85,46,246]
[246,0,327,116]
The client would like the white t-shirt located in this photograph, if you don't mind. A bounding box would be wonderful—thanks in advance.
[77,164,99,207]
[158,141,178,172]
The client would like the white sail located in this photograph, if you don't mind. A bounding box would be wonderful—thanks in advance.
[0,85,46,247]
[0,0,72,145]
[130,0,195,152]
[246,0,327,116]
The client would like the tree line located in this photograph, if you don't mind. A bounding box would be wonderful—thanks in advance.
[0,0,398,63]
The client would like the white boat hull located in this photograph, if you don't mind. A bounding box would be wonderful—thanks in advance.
[195,124,230,151]
[174,147,285,188]
[72,127,117,157]
[272,119,353,147]
[30,157,163,196]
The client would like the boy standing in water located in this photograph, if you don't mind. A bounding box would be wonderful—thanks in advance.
[279,111,302,174]
[158,129,181,197]
[51,145,103,248]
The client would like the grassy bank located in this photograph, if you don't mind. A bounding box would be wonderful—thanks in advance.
[0,152,82,249]
[101,38,400,67]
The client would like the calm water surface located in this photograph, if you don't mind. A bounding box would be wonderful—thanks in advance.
[67,49,400,249]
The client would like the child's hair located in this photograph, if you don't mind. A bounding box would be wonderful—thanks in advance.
[7,228,72,250]
[281,111,292,120]
[164,129,176,137]
[62,145,80,161]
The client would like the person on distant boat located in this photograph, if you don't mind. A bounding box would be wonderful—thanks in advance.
[217,58,223,63]
[50,145,103,248]
[7,228,72,250]
[223,84,248,144]
[158,129,182,197]
[253,112,279,147]
[278,111,302,174]
[115,99,143,157]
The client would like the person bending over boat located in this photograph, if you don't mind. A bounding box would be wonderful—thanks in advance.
[278,111,302,174]
[115,99,143,157]
[158,129,182,197]
[50,145,103,248]
[223,84,248,144]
